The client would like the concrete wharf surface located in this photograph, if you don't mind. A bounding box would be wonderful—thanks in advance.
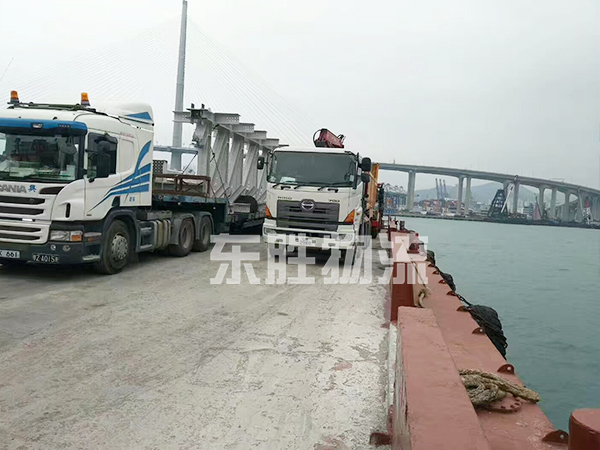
[0,242,389,450]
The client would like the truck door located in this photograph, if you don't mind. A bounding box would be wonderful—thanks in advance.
[116,136,140,207]
[83,132,123,220]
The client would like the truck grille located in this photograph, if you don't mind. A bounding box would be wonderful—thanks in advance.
[277,200,340,232]
[0,196,51,244]
[0,221,48,243]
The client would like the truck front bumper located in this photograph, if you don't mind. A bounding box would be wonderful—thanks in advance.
[263,223,357,250]
[0,235,102,265]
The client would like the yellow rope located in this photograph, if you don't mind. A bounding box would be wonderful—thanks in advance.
[459,369,541,407]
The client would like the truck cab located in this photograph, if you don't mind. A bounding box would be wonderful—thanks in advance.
[261,146,372,254]
[0,92,215,274]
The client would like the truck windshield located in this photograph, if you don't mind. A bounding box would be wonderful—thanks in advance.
[0,132,81,182]
[267,151,357,187]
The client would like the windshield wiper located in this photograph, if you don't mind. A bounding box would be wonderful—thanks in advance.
[318,182,351,191]
[291,182,324,189]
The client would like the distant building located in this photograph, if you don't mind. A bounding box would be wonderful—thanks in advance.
[383,184,407,214]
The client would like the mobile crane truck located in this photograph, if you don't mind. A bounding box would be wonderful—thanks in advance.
[0,91,249,274]
[260,129,380,258]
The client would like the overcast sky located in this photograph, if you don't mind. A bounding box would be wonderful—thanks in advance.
[1,0,598,190]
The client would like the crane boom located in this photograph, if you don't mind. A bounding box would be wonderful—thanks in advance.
[313,128,345,148]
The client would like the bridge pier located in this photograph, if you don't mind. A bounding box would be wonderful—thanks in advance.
[512,182,520,214]
[464,177,472,215]
[594,196,600,222]
[563,191,571,221]
[576,192,584,222]
[550,188,557,219]
[538,186,545,218]
[456,176,464,215]
[407,172,416,211]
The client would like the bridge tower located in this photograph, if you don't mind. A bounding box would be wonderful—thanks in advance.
[171,0,189,170]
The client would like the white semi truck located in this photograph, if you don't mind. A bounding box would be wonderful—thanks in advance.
[0,91,267,274]
[260,129,375,257]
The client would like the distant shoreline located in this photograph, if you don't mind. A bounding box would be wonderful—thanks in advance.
[387,212,600,230]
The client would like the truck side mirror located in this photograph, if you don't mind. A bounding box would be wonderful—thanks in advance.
[361,172,370,184]
[257,156,265,170]
[360,157,372,172]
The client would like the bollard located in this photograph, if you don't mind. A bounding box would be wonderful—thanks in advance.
[407,231,421,254]
[569,409,600,449]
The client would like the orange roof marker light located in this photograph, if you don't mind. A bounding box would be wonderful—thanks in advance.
[81,92,90,107]
[9,90,19,104]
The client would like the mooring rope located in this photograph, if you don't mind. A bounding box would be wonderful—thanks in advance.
[459,369,540,407]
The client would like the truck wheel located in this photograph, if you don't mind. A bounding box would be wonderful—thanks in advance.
[192,216,212,252]
[340,248,356,265]
[94,220,131,275]
[170,218,195,257]
[371,225,379,239]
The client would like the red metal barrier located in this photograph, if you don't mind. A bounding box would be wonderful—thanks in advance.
[393,307,492,450]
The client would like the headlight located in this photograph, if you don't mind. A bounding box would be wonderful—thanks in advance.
[50,230,83,242]
[336,233,354,242]
[263,227,276,236]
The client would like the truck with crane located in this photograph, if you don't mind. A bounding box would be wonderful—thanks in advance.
[260,128,382,258]
[0,91,272,274]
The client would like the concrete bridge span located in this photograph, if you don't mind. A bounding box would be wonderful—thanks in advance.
[378,163,600,223]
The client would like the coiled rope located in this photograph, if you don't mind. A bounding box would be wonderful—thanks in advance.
[459,369,540,406]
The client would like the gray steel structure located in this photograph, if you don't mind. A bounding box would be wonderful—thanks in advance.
[157,107,281,204]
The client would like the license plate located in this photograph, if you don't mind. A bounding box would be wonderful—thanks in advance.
[0,250,20,259]
[33,254,59,264]
[296,237,317,246]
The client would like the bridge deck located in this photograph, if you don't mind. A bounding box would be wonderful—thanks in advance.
[0,243,389,449]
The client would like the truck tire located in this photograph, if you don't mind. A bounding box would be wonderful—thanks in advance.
[340,248,356,265]
[94,220,131,275]
[371,224,379,239]
[170,218,195,257]
[192,216,212,252]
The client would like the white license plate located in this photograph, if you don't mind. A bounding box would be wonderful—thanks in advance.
[0,250,20,259]
[33,254,59,264]
[296,237,317,246]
